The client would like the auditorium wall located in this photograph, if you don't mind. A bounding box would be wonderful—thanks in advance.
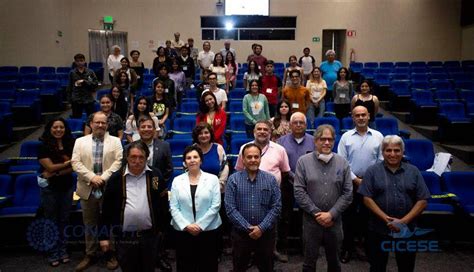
[0,0,464,67]
[461,25,474,60]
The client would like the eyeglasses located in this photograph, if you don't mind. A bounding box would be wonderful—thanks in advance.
[291,121,305,125]
[208,77,217,80]
[318,137,334,143]
[290,75,299,78]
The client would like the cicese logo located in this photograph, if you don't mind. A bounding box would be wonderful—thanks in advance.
[380,223,440,253]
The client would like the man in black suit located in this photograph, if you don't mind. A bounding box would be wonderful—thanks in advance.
[126,116,173,185]
[99,141,169,272]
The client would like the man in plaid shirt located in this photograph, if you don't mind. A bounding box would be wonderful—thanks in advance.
[225,143,281,272]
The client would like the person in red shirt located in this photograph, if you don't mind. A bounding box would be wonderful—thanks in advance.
[260,60,282,117]
[196,91,227,146]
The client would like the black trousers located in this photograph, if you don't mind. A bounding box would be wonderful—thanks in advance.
[116,230,158,272]
[175,228,219,272]
[232,227,275,272]
[71,102,95,119]
[342,192,369,252]
[334,103,351,120]
[269,104,277,118]
[367,232,417,272]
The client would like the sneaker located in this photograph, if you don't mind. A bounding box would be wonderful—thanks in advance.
[75,256,94,272]
[106,256,119,270]
[273,250,288,263]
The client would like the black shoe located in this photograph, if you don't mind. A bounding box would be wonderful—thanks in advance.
[340,250,352,264]
[158,259,172,272]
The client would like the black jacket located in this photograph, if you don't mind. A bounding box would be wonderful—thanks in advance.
[99,166,169,240]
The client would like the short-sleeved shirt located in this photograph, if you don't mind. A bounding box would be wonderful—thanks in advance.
[320,60,342,91]
[358,162,431,235]
[86,112,123,137]
[38,142,74,192]
[306,79,327,103]
[282,85,311,114]
[150,96,170,120]
[197,51,215,69]
[235,141,291,185]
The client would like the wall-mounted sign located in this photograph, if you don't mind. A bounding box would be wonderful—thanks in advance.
[347,30,356,37]
[312,37,320,42]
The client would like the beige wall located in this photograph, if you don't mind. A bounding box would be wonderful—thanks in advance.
[0,0,463,68]
[461,25,474,60]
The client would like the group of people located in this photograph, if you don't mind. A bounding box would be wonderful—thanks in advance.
[43,38,428,272]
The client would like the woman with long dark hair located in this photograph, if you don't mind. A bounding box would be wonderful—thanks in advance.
[196,91,227,146]
[333,67,353,120]
[110,85,129,121]
[270,100,292,141]
[225,51,238,90]
[84,94,124,139]
[38,117,75,267]
[125,96,160,143]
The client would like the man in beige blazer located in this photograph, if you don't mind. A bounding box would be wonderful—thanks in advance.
[72,111,123,271]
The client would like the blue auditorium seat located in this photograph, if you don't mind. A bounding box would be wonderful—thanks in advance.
[364,62,378,69]
[19,66,37,75]
[389,80,411,97]
[404,139,434,171]
[421,171,455,215]
[66,118,85,138]
[0,66,18,74]
[168,138,193,157]
[374,73,390,86]
[411,73,429,82]
[0,174,40,217]
[427,61,443,67]
[56,67,71,74]
[411,81,431,91]
[38,66,56,75]
[230,137,252,156]
[314,117,340,135]
[435,90,458,102]
[229,88,246,100]
[340,117,354,133]
[410,61,426,68]
[178,101,199,114]
[443,172,474,216]
[171,116,196,138]
[95,89,110,100]
[395,62,410,68]
[438,102,471,122]
[349,62,363,73]
[11,90,42,124]
[432,80,453,91]
[443,61,460,68]
[379,62,394,69]
[361,68,376,80]
[374,118,410,139]
[8,140,42,174]
[230,115,246,132]
[229,101,243,113]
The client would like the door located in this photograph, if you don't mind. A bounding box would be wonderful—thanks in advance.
[88,29,128,83]
[322,29,346,66]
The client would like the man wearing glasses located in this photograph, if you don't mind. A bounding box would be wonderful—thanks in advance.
[282,70,311,115]
[202,72,228,110]
[294,124,353,272]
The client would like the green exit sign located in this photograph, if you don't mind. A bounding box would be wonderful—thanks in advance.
[104,16,114,24]
[312,37,320,42]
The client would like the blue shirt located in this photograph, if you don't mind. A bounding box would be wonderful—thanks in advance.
[320,60,342,91]
[337,128,384,179]
[358,162,431,235]
[225,170,281,232]
[277,133,315,173]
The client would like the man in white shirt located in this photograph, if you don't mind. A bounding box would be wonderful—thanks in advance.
[202,72,228,110]
[220,40,236,59]
[197,41,215,79]
[171,32,185,54]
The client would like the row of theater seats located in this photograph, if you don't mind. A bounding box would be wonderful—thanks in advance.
[1,171,473,218]
[352,60,474,142]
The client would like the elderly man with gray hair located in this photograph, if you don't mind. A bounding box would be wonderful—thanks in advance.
[294,124,353,272]
[358,135,430,272]
[320,49,342,99]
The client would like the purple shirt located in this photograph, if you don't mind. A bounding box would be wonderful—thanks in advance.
[277,133,315,173]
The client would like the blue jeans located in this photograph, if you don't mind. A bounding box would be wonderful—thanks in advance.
[40,186,74,262]
[306,99,325,129]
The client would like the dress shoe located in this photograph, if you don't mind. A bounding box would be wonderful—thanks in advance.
[75,256,95,272]
[158,258,172,272]
[273,250,289,263]
[106,256,119,270]
[340,250,352,264]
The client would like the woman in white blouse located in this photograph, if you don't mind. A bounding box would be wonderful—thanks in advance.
[170,145,221,272]
[107,45,124,83]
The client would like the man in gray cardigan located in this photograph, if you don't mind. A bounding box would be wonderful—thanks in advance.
[294,124,353,272]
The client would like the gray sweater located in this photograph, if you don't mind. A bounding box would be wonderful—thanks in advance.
[294,152,353,220]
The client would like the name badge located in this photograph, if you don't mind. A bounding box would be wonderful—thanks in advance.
[266,88,272,94]
[183,66,188,71]
[339,93,346,98]
[165,88,169,93]
[292,103,299,109]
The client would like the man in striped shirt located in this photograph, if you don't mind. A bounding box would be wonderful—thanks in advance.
[225,143,281,272]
